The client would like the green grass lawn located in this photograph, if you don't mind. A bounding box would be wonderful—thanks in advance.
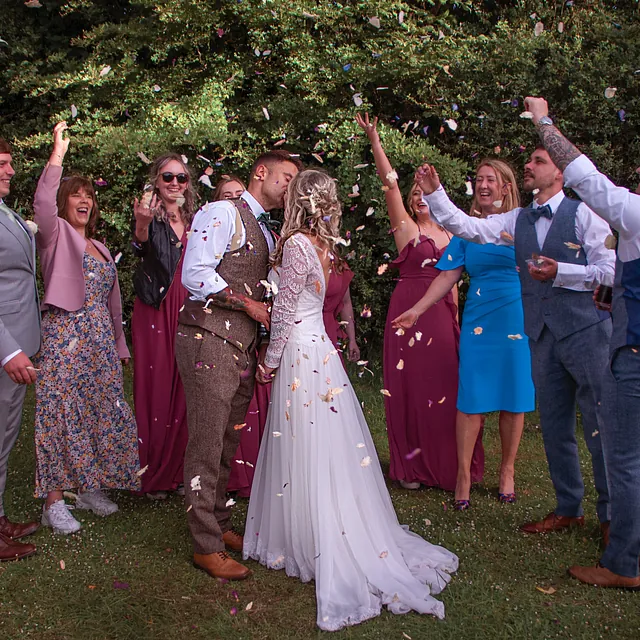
[1,364,638,640]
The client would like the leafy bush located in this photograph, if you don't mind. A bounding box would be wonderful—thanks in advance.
[2,0,639,352]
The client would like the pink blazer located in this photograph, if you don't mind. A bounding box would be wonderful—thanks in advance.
[33,164,130,359]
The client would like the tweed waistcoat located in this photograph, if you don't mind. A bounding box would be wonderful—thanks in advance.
[515,196,606,342]
[179,198,270,351]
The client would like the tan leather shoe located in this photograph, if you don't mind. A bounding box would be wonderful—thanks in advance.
[0,515,40,540]
[222,529,244,552]
[569,564,640,590]
[193,551,251,580]
[0,532,36,562]
[520,512,585,534]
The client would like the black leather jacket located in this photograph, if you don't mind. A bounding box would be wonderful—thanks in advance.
[132,218,184,309]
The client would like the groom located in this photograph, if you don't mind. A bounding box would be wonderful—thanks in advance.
[176,150,300,580]
[0,138,41,561]
[414,147,615,541]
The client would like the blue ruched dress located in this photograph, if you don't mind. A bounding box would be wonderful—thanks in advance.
[437,237,535,414]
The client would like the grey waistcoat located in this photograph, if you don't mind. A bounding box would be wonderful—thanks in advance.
[514,196,605,342]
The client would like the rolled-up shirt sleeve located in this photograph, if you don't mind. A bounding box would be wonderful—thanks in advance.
[553,204,616,291]
[181,201,237,299]
[423,187,519,246]
[564,154,640,262]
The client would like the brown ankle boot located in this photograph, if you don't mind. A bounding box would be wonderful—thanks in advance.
[193,551,252,580]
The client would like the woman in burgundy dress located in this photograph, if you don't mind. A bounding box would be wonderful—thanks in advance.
[131,154,196,499]
[356,112,483,492]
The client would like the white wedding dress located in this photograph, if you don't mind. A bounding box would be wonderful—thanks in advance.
[243,234,458,632]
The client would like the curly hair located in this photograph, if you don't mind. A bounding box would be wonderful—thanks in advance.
[470,158,520,215]
[271,170,343,269]
[146,153,196,225]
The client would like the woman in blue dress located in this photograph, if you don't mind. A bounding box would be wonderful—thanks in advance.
[393,159,535,510]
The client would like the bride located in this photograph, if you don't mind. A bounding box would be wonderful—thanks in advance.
[243,169,458,632]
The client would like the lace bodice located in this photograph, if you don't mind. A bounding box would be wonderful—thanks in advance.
[264,234,326,369]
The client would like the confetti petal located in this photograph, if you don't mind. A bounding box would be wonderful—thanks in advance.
[534,21,544,37]
[604,87,617,99]
[473,327,483,335]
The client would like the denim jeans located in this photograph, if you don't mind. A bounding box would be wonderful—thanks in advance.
[600,346,640,577]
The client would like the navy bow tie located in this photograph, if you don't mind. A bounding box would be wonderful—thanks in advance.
[529,204,553,222]
[257,212,281,233]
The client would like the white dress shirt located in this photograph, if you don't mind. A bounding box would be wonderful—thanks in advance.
[423,187,615,291]
[564,154,640,263]
[182,190,275,299]
[0,200,26,366]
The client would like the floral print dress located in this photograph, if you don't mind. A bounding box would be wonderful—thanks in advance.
[34,253,140,497]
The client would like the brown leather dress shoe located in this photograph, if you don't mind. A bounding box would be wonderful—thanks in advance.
[222,529,244,552]
[0,515,40,540]
[600,521,610,548]
[569,564,640,590]
[520,511,585,534]
[193,551,252,580]
[0,532,36,562]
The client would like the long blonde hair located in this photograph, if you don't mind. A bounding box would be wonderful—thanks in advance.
[272,170,342,269]
[147,153,196,225]
[470,158,520,215]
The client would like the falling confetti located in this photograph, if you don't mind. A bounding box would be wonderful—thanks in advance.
[190,475,202,491]
[438,396,446,404]
[25,0,43,7]
[361,305,372,318]
[137,464,149,477]
[380,389,391,397]
[534,22,544,36]
[444,119,458,131]
[70,104,78,119]
[507,334,523,340]
[465,180,473,196]
[226,498,236,507]
[415,331,423,341]
[137,151,152,165]
[59,560,65,570]
[520,111,534,119]
[385,170,399,183]
[361,456,372,467]
[262,107,270,120]
[396,359,404,370]
[604,87,617,99]
[99,65,112,77]
[245,602,253,611]
[536,586,557,595]
[405,448,421,460]
[377,264,388,275]
[473,327,483,335]
[353,93,363,107]
[379,551,388,558]
[369,17,381,29]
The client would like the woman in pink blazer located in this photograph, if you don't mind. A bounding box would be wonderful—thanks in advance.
[33,122,140,535]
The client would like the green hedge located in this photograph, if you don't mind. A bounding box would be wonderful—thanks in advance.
[2,1,639,353]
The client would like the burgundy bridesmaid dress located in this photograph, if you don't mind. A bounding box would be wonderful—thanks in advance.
[383,236,484,491]
[132,234,189,493]
[227,268,355,496]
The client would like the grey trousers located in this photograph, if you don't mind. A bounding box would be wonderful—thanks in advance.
[530,322,611,523]
[175,325,256,555]
[0,369,27,518]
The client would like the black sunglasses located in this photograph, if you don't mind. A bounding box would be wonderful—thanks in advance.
[161,172,189,184]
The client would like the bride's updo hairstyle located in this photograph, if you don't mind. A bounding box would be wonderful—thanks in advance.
[272,169,343,269]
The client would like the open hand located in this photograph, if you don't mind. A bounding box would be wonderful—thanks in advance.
[524,97,549,125]
[355,112,380,142]
[392,308,419,330]
[414,163,441,195]
[133,192,158,231]
[527,255,558,281]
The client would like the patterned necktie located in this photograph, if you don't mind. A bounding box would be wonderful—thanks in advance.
[530,203,553,222]
[257,212,281,234]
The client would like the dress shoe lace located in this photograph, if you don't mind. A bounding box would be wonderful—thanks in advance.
[216,551,232,562]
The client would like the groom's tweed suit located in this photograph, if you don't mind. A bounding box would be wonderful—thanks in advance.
[176,199,269,554]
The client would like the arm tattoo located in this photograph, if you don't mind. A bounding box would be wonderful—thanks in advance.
[206,288,249,312]
[536,124,582,171]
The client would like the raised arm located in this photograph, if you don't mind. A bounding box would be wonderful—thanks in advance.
[415,164,518,246]
[355,113,417,252]
[263,235,311,370]
[525,97,640,249]
[33,121,70,248]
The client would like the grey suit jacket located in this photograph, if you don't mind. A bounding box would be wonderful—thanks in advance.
[0,204,41,362]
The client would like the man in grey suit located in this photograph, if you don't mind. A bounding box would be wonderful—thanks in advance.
[0,138,41,561]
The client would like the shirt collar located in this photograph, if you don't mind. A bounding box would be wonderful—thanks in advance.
[240,190,266,217]
[533,190,565,214]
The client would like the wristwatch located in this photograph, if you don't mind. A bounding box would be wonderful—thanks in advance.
[538,116,554,126]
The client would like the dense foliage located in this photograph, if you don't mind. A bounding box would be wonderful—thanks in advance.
[2,0,639,351]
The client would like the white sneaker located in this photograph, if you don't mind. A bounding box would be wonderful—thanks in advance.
[42,500,82,535]
[76,490,119,516]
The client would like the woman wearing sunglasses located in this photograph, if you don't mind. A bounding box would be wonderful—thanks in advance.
[132,153,196,500]
[33,122,140,534]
